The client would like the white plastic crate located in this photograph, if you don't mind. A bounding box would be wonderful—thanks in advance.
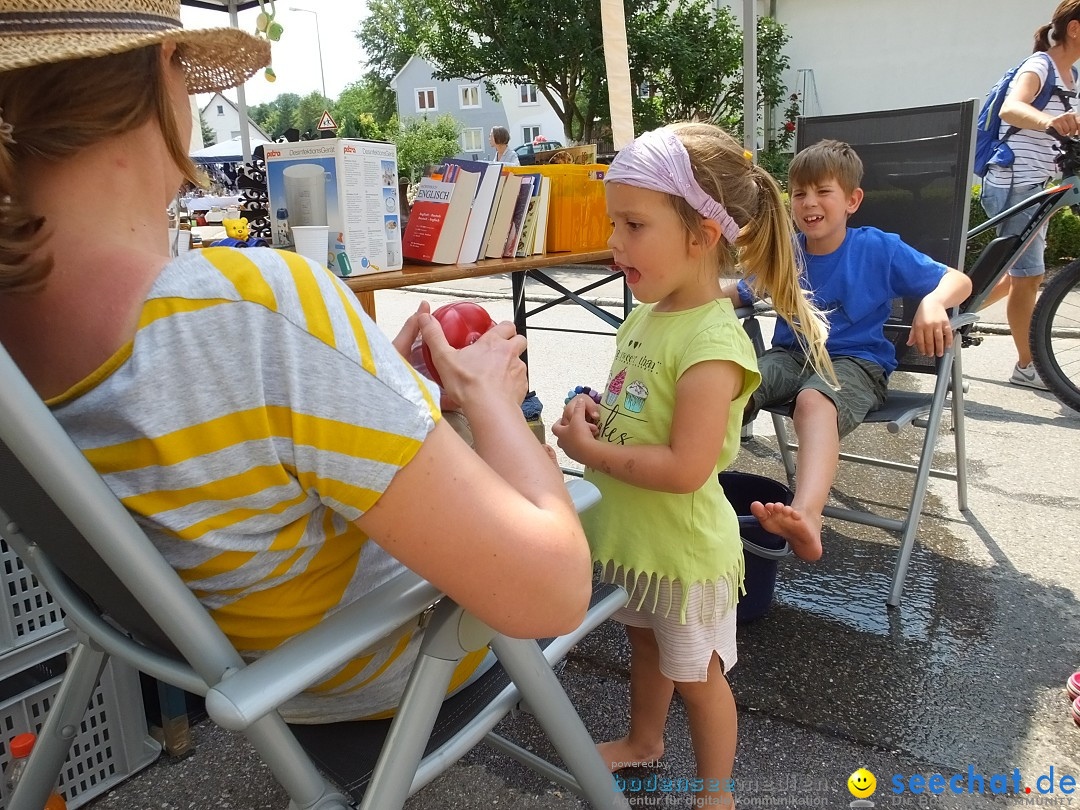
[0,537,64,656]
[0,642,160,809]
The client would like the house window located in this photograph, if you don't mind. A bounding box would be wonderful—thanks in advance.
[216,104,224,115]
[459,84,481,109]
[462,128,484,152]
[519,84,538,105]
[415,88,437,113]
[522,126,540,145]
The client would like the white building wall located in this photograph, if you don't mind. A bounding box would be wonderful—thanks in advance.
[719,1,1049,120]
[201,93,269,146]
[757,0,1050,118]
[499,84,567,147]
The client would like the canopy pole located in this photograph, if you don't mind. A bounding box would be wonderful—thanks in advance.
[742,0,756,159]
[229,0,253,163]
[600,0,635,150]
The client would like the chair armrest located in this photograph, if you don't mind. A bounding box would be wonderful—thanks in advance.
[206,480,604,730]
[206,570,442,730]
[950,312,979,330]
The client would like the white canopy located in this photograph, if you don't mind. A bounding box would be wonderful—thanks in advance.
[190,136,270,164]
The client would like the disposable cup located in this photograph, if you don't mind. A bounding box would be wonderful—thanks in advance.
[291,225,329,266]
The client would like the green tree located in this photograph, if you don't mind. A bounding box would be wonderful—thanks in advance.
[293,91,328,139]
[391,114,461,182]
[632,4,789,138]
[199,113,216,147]
[333,79,390,139]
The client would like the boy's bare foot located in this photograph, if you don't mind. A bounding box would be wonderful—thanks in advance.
[597,738,664,773]
[750,501,822,561]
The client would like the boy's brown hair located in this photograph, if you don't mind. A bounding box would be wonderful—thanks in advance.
[788,139,864,195]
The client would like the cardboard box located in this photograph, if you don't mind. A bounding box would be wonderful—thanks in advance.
[265,138,403,276]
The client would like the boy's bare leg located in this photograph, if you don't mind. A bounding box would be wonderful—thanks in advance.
[750,388,838,561]
[599,625,672,771]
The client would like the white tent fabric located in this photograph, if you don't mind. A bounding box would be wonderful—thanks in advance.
[191,136,269,163]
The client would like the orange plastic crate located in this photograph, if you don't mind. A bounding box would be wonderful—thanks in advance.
[509,165,612,253]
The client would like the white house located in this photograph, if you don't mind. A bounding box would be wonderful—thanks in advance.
[390,55,566,159]
[200,92,271,146]
[725,1,1050,121]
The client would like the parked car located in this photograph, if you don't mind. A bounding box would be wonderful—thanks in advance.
[514,140,564,165]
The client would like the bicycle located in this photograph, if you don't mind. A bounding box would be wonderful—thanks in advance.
[968,130,1080,413]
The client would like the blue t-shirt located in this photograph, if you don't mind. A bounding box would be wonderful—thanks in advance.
[770,227,947,374]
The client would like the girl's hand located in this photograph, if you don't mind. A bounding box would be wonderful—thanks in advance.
[392,301,431,358]
[559,393,601,433]
[420,315,527,411]
[552,397,599,463]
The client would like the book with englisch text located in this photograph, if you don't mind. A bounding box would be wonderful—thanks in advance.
[484,173,524,259]
[444,158,503,264]
[501,175,536,258]
[401,165,480,264]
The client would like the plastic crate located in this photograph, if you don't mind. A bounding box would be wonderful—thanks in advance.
[0,537,64,656]
[0,642,160,809]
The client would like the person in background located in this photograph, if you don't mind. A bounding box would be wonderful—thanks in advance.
[490,125,520,166]
[980,0,1080,390]
[0,0,591,723]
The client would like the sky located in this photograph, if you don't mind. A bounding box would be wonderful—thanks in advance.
[180,1,371,108]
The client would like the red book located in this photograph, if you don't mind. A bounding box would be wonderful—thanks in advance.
[402,168,481,264]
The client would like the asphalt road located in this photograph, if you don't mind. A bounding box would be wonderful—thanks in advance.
[87,268,1080,810]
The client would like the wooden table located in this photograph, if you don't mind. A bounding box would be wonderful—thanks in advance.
[343,249,615,321]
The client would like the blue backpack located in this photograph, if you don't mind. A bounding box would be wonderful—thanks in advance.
[974,52,1076,177]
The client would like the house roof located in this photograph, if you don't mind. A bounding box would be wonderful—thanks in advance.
[199,92,271,141]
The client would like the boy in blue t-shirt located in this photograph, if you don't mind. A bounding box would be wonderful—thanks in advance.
[730,139,972,561]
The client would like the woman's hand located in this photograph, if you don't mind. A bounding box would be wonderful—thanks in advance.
[419,315,527,411]
[1047,110,1080,138]
[391,301,430,358]
[551,397,599,464]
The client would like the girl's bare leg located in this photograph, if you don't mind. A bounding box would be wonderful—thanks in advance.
[674,654,737,808]
[598,625,673,771]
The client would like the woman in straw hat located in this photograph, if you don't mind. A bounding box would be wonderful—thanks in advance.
[0,1,591,722]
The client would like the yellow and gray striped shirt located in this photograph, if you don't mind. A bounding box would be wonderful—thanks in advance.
[50,247,481,721]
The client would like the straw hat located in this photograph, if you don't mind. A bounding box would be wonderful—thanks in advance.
[0,0,271,93]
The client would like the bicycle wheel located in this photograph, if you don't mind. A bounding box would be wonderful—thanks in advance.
[1031,258,1080,412]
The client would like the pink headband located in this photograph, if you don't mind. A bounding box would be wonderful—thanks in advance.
[605,128,742,244]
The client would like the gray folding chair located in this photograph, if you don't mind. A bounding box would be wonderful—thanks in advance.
[753,100,986,607]
[0,340,629,810]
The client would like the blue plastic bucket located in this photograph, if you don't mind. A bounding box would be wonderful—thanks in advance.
[718,472,793,624]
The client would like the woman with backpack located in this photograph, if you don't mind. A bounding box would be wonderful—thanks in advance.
[980,0,1080,391]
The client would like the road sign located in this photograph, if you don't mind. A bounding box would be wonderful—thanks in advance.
[317,110,338,132]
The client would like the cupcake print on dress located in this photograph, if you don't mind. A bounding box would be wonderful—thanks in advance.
[606,368,627,405]
[624,380,649,413]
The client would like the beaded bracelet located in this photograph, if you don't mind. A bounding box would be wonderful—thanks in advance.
[565,385,603,405]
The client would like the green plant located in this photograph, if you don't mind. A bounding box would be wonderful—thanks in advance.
[757,149,792,189]
[391,114,462,183]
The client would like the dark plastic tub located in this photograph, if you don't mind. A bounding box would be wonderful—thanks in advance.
[718,472,794,624]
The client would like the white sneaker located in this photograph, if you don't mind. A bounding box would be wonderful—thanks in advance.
[1010,362,1049,391]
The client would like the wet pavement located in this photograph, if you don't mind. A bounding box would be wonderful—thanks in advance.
[86,267,1080,809]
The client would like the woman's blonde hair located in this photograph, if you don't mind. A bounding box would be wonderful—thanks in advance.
[0,45,199,293]
[667,121,834,384]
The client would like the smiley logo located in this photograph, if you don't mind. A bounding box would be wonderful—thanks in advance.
[848,768,876,798]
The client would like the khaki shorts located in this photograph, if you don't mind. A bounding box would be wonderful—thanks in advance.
[749,348,887,437]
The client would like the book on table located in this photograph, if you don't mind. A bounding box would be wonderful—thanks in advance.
[514,172,545,257]
[444,158,503,264]
[484,173,524,259]
[501,175,536,258]
[531,175,552,255]
[401,165,481,264]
